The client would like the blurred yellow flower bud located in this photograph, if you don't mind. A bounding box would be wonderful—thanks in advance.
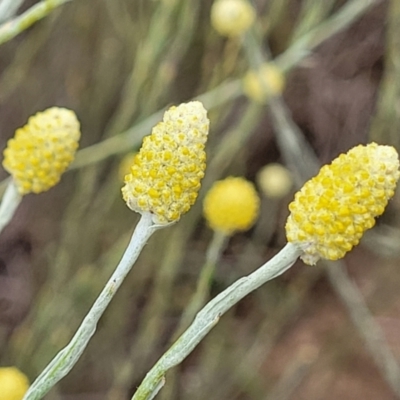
[2,107,80,195]
[0,367,29,400]
[257,163,293,199]
[122,101,209,224]
[243,63,285,102]
[286,143,400,265]
[203,176,260,235]
[211,0,255,37]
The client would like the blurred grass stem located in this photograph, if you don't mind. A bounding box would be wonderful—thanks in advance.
[0,0,73,46]
[275,0,383,72]
[23,212,161,400]
[131,243,302,400]
[175,230,228,338]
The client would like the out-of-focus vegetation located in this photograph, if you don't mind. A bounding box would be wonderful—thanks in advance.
[1,0,400,399]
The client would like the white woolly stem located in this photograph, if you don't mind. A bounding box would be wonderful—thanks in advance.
[0,179,22,234]
[23,212,161,400]
[132,242,302,400]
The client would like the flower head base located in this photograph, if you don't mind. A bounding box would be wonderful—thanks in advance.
[0,367,29,400]
[122,101,209,224]
[243,63,285,103]
[211,0,255,37]
[203,176,260,235]
[3,107,80,195]
[286,143,400,265]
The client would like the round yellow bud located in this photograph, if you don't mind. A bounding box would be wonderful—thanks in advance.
[211,0,255,37]
[203,176,260,235]
[243,63,285,102]
[0,367,29,400]
[257,163,293,199]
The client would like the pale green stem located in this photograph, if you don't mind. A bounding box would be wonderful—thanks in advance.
[131,243,302,400]
[23,212,163,400]
[175,230,228,338]
[0,179,22,234]
[0,0,73,46]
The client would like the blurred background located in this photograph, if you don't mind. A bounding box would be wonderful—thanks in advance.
[0,0,400,399]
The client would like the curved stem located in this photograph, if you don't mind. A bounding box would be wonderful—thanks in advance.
[23,212,161,400]
[132,243,301,400]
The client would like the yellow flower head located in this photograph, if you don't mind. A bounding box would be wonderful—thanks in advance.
[243,63,285,103]
[0,367,29,400]
[3,107,80,195]
[211,0,255,37]
[203,176,260,235]
[122,101,209,224]
[286,143,400,265]
[257,163,293,199]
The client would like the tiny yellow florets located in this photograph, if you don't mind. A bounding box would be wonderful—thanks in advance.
[285,143,400,265]
[122,101,209,224]
[243,63,285,103]
[2,107,80,195]
[203,176,260,235]
[211,0,255,37]
[0,367,29,400]
[257,163,293,199]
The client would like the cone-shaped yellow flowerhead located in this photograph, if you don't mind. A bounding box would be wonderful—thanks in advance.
[0,367,29,400]
[211,0,255,37]
[243,63,285,103]
[122,101,209,224]
[203,176,260,235]
[286,143,400,265]
[3,107,80,195]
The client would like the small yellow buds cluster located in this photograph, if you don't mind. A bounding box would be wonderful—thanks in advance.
[122,101,209,224]
[0,367,29,400]
[286,143,400,265]
[203,176,260,235]
[243,63,285,103]
[211,0,255,37]
[3,107,80,195]
[257,163,293,199]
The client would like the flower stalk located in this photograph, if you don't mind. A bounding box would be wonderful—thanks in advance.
[0,180,21,234]
[131,243,302,400]
[23,213,161,400]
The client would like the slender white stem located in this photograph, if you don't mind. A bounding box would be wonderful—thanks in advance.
[23,212,161,400]
[132,242,302,400]
[0,179,22,234]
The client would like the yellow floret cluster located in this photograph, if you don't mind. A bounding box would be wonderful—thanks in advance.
[285,143,400,265]
[3,107,80,195]
[0,367,29,400]
[243,63,285,103]
[122,101,209,224]
[203,176,260,235]
[211,0,255,37]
